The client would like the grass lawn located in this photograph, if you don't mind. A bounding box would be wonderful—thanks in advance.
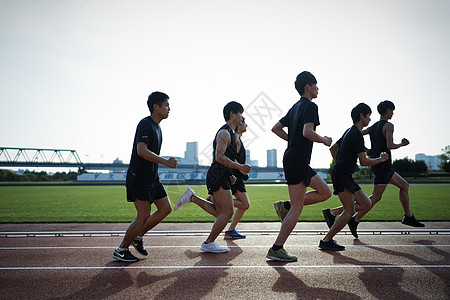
[0,184,448,223]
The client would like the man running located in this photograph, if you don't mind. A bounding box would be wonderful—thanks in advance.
[175,101,251,253]
[113,92,177,262]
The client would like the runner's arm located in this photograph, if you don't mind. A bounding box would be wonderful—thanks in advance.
[330,142,339,161]
[303,122,332,146]
[272,122,288,141]
[358,151,389,167]
[384,123,409,150]
[137,142,177,168]
[216,130,251,175]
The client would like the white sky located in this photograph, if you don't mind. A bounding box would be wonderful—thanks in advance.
[1,0,449,169]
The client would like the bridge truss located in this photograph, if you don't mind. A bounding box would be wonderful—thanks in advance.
[0,147,83,168]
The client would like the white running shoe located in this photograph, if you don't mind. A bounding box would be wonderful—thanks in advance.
[174,187,194,210]
[200,241,228,253]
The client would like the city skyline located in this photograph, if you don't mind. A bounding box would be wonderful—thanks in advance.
[0,143,445,175]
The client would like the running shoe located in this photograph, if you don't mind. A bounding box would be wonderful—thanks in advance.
[319,239,345,251]
[131,237,148,256]
[174,187,194,210]
[274,200,289,222]
[348,216,359,238]
[113,248,139,262]
[266,247,298,262]
[224,229,246,239]
[200,241,228,253]
[322,208,336,229]
[401,214,425,227]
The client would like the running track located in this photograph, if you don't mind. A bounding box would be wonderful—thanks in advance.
[1,222,449,299]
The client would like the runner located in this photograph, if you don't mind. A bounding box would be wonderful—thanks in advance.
[267,71,332,261]
[175,101,251,253]
[113,91,177,262]
[320,103,388,250]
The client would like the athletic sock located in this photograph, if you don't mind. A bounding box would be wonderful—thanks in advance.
[272,244,283,251]
[117,247,127,251]
[135,236,143,240]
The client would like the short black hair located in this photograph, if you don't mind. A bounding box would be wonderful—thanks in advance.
[223,101,244,121]
[351,103,372,124]
[294,71,317,96]
[377,100,395,115]
[147,91,169,113]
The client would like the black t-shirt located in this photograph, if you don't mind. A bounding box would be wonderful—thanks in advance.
[126,116,162,188]
[369,120,392,167]
[279,97,320,164]
[335,125,366,174]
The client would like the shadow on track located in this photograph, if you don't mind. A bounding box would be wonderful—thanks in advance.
[353,238,450,299]
[136,240,243,298]
[267,262,361,300]
[52,262,134,299]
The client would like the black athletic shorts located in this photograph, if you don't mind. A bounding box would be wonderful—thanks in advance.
[206,165,232,194]
[331,166,361,195]
[283,161,317,186]
[231,178,246,195]
[372,164,395,185]
[126,182,167,203]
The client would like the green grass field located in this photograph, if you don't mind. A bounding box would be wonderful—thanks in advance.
[0,184,449,223]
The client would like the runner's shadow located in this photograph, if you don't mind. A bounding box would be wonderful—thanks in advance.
[52,261,134,299]
[137,241,243,299]
[353,238,450,298]
[269,264,360,299]
[325,250,420,299]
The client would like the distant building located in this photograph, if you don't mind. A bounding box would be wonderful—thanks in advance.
[267,149,277,168]
[184,142,198,165]
[415,153,443,171]
[113,157,123,164]
[246,149,259,167]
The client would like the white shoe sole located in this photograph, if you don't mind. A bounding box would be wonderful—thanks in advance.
[200,244,228,253]
[174,188,194,210]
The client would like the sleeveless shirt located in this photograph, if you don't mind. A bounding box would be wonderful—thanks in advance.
[210,124,239,175]
[369,120,392,166]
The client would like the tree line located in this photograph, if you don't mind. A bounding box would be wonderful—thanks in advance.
[0,169,78,182]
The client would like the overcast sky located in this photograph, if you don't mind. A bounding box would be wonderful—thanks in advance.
[1,0,449,169]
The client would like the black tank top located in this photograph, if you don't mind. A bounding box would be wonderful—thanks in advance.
[210,124,239,176]
[369,120,392,166]
[232,135,248,180]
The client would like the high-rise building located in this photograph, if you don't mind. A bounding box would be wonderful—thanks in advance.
[246,149,259,167]
[184,142,198,164]
[267,149,277,167]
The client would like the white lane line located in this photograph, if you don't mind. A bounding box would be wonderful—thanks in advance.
[1,265,449,271]
[0,245,449,250]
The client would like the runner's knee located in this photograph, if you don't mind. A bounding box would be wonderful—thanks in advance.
[322,187,332,201]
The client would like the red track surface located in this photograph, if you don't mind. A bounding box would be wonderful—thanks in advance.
[1,223,449,299]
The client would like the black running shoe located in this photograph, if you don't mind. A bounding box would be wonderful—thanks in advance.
[401,214,425,227]
[319,239,345,251]
[113,248,139,262]
[348,216,359,238]
[131,237,148,256]
[322,209,336,228]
